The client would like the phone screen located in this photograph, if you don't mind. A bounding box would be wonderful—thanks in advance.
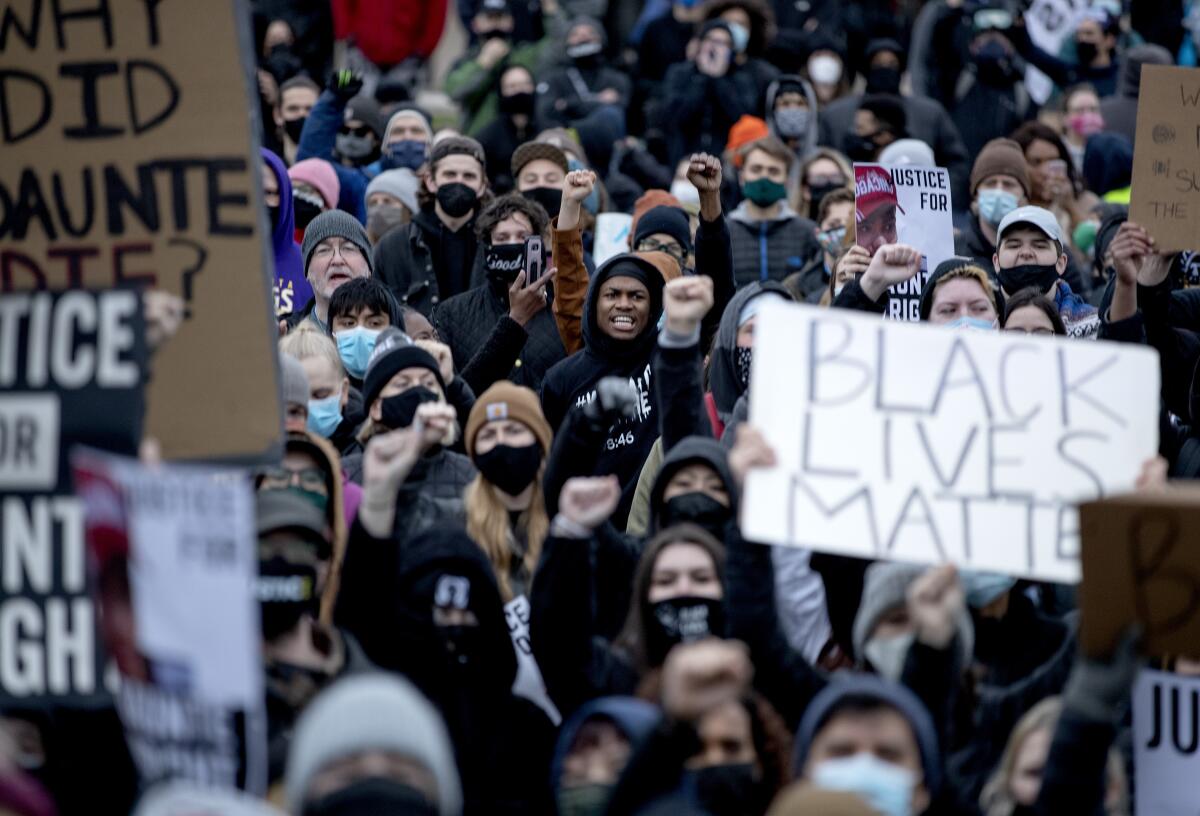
[525,235,544,283]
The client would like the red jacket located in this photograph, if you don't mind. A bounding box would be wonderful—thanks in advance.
[332,0,447,66]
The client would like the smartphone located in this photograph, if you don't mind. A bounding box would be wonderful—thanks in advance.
[524,235,544,284]
[1045,159,1068,180]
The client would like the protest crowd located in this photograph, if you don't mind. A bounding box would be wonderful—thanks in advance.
[4,0,1200,814]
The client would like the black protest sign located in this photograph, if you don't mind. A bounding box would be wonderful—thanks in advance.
[0,288,146,705]
[0,0,282,461]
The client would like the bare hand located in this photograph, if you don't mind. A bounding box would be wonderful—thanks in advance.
[413,401,457,451]
[836,245,872,282]
[363,426,424,494]
[143,290,185,353]
[478,38,511,70]
[662,276,714,335]
[562,169,596,204]
[1135,455,1169,492]
[861,244,922,301]
[416,339,455,385]
[907,564,965,650]
[597,88,621,105]
[728,424,777,489]
[559,475,621,530]
[660,640,753,722]
[508,267,557,326]
[1109,222,1154,288]
[686,153,722,193]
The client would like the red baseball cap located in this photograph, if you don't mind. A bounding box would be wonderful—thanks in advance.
[854,166,905,222]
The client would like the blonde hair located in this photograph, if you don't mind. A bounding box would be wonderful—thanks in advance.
[279,325,345,378]
[931,264,998,315]
[465,465,548,602]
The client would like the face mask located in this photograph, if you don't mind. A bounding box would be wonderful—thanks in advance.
[522,185,562,219]
[725,21,749,54]
[645,595,725,665]
[997,262,1060,296]
[863,631,915,681]
[440,622,482,665]
[1075,40,1098,65]
[812,752,916,816]
[283,116,306,143]
[808,55,842,85]
[733,345,753,390]
[557,783,613,816]
[687,763,759,816]
[382,138,426,170]
[865,66,901,95]
[367,205,407,240]
[474,442,542,496]
[268,204,281,230]
[302,777,438,816]
[335,326,381,379]
[436,181,479,218]
[293,194,323,230]
[976,188,1018,226]
[499,91,535,116]
[807,180,844,219]
[660,492,731,539]
[256,555,318,640]
[974,40,1015,84]
[335,133,374,162]
[307,394,343,438]
[959,570,1016,608]
[670,179,701,206]
[485,241,526,284]
[1073,219,1098,257]
[1067,111,1105,138]
[846,132,880,163]
[380,385,439,431]
[944,315,995,331]
[743,177,787,207]
[774,107,810,139]
[567,39,603,67]
[817,226,846,257]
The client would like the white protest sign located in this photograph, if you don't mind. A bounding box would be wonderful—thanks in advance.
[505,595,561,725]
[593,213,634,266]
[1134,669,1200,815]
[1023,0,1089,104]
[853,164,955,322]
[741,301,1159,582]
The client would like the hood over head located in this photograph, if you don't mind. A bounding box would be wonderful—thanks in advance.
[648,436,739,533]
[765,74,819,156]
[709,282,792,419]
[261,148,309,308]
[582,253,666,363]
[550,696,660,792]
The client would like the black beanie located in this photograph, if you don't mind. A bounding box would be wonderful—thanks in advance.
[362,327,446,409]
[632,205,692,254]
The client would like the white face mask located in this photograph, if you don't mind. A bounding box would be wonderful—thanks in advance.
[670,179,701,206]
[808,54,843,85]
[863,631,915,682]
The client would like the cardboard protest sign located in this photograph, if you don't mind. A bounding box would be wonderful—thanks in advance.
[1130,65,1200,252]
[1133,669,1200,815]
[1079,489,1200,658]
[0,0,281,461]
[854,164,955,321]
[742,300,1159,583]
[72,449,265,793]
[0,289,146,705]
[505,595,561,725]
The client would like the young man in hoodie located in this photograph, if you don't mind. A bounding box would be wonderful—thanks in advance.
[728,136,821,290]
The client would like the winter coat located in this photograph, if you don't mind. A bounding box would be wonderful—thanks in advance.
[262,148,311,318]
[475,114,540,194]
[342,445,476,538]
[294,91,370,222]
[659,61,759,165]
[445,32,556,136]
[331,0,446,66]
[373,208,485,316]
[728,201,821,290]
[765,74,820,159]
[708,282,793,426]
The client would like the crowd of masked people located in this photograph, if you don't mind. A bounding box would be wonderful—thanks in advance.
[6,0,1200,814]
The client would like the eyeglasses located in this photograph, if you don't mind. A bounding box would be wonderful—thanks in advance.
[313,241,363,260]
[339,124,374,139]
[637,239,686,265]
[258,467,329,496]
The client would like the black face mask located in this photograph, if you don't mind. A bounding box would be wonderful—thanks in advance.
[686,763,760,816]
[1075,40,1099,65]
[499,91,535,117]
[475,442,542,496]
[865,66,902,95]
[845,132,880,163]
[975,41,1016,85]
[807,180,844,219]
[522,186,562,219]
[302,777,438,816]
[660,492,731,539]
[268,204,281,230]
[484,242,526,284]
[256,555,318,640]
[997,263,1060,296]
[436,182,479,218]
[441,623,483,665]
[293,196,322,230]
[283,116,306,144]
[645,595,725,665]
[380,386,439,430]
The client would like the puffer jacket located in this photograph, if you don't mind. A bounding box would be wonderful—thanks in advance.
[342,446,476,538]
[728,201,821,290]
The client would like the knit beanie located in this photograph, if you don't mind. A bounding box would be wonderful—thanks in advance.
[301,210,373,275]
[970,138,1030,197]
[345,95,384,138]
[361,327,445,409]
[629,190,683,247]
[366,168,420,214]
[383,108,433,144]
[632,205,692,253]
[726,114,770,160]
[511,141,570,180]
[280,353,310,407]
[465,381,552,457]
[285,673,462,816]
[430,135,487,172]
[288,158,341,209]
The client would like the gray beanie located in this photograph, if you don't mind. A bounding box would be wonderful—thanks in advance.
[280,353,310,407]
[366,168,420,215]
[852,562,974,669]
[285,673,462,815]
[301,209,373,275]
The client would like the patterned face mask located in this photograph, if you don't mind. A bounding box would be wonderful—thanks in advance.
[734,346,753,390]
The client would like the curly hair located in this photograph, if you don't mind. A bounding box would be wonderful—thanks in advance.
[474,192,550,245]
[703,0,776,56]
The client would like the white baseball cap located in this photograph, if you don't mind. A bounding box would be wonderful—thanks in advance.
[997,205,1063,247]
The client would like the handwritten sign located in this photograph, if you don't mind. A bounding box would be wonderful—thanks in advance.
[1079,489,1200,658]
[0,0,281,460]
[1130,65,1200,252]
[1133,669,1200,815]
[742,301,1159,582]
[853,164,955,321]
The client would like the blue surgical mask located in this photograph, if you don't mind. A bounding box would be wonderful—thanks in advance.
[335,327,381,379]
[959,570,1016,608]
[726,21,750,54]
[976,189,1019,226]
[812,752,915,816]
[944,316,995,331]
[306,394,343,438]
